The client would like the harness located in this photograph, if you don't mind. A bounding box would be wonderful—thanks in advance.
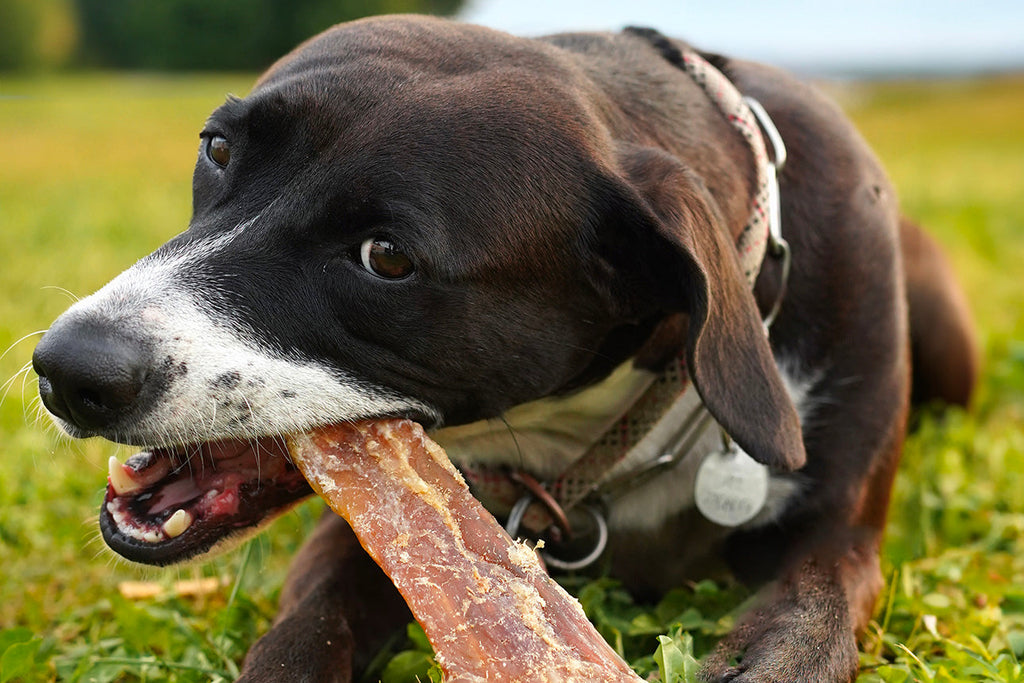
[440,29,791,571]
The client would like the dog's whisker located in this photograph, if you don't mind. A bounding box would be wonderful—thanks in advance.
[498,415,526,472]
[0,363,30,395]
[19,373,40,425]
[34,400,62,437]
[241,395,258,438]
[29,397,49,429]
[176,412,207,474]
[0,329,47,364]
[0,361,34,408]
[193,442,207,479]
[209,401,219,437]
[182,436,200,477]
[181,413,202,448]
[41,285,81,303]
[252,437,263,493]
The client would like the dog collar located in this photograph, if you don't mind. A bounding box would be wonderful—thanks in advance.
[436,40,789,570]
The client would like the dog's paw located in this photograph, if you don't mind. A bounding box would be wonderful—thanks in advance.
[702,664,745,683]
[700,626,858,683]
[698,573,859,683]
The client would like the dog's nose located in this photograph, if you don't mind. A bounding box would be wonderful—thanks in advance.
[32,318,149,432]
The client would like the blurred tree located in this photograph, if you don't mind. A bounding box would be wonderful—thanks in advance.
[73,0,465,70]
[0,0,77,70]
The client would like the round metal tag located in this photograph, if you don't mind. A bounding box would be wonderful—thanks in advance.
[694,445,769,527]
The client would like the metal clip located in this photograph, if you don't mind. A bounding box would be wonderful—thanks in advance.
[744,96,787,172]
[744,96,791,330]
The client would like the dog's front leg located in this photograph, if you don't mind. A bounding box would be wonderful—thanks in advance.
[699,528,886,683]
[238,510,410,683]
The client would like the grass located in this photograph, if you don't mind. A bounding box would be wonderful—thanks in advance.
[1,72,1023,682]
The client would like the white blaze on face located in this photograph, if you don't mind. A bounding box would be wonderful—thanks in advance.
[51,228,437,446]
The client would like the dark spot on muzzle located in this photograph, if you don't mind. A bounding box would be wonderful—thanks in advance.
[211,371,241,390]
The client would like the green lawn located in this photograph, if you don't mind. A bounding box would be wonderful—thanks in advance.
[1,73,1022,682]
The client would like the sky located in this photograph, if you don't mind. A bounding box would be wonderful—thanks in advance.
[458,0,1024,76]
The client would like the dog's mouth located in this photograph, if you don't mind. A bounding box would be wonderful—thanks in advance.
[100,436,314,565]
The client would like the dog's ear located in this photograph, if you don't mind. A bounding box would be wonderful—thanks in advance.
[599,145,806,471]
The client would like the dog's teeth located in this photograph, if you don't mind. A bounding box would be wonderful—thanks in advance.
[108,455,143,496]
[142,529,164,544]
[162,509,193,539]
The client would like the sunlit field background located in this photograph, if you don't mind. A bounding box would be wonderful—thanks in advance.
[1,73,1023,681]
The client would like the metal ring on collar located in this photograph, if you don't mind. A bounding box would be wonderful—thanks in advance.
[541,504,608,572]
[503,494,534,540]
[504,496,609,572]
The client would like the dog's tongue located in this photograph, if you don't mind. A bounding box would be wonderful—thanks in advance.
[286,419,643,682]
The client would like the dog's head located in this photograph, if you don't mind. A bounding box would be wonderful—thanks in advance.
[32,16,803,565]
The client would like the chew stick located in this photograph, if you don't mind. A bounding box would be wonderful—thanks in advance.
[286,419,643,683]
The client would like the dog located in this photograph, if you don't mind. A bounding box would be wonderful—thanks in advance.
[32,15,977,682]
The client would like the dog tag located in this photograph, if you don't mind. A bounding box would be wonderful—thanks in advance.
[694,441,768,527]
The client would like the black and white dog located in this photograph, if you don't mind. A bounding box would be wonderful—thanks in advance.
[33,16,976,682]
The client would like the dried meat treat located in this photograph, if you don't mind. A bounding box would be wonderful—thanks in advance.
[286,419,643,683]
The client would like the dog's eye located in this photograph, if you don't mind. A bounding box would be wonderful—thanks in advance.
[359,238,414,279]
[206,135,231,168]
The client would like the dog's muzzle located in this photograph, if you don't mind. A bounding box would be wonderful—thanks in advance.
[33,316,316,565]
